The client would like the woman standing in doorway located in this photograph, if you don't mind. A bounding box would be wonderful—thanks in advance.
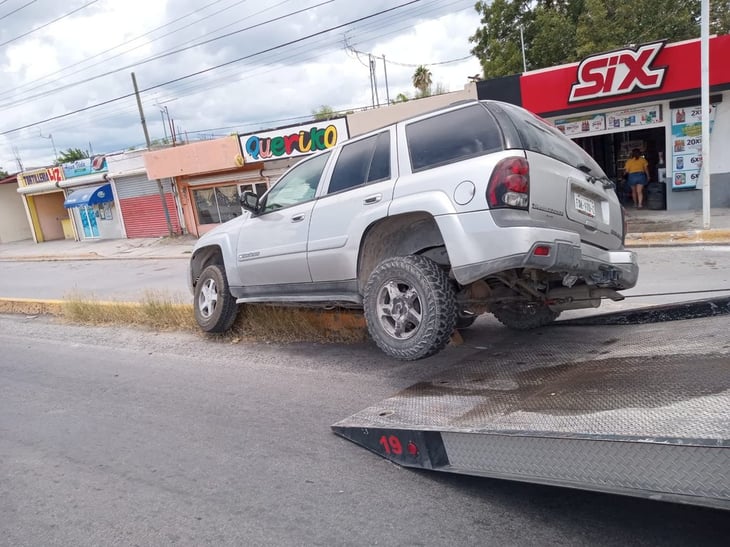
[624,149,650,208]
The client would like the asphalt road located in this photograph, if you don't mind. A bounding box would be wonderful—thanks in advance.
[1,315,728,546]
[0,246,728,310]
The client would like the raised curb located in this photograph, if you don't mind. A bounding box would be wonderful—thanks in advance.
[0,253,189,262]
[625,228,730,247]
[0,297,65,315]
[0,297,368,331]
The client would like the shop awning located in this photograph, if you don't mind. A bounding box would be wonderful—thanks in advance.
[64,183,114,208]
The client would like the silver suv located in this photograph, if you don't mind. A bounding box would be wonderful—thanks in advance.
[189,100,638,360]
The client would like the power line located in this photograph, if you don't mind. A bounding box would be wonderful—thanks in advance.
[0,0,37,22]
[1,0,420,136]
[0,0,334,111]
[5,0,473,147]
[5,0,471,147]
[153,0,470,105]
[0,0,99,48]
[0,0,233,99]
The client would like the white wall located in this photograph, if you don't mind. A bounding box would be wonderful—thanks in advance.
[346,84,478,137]
[0,183,33,243]
[709,92,730,174]
[106,149,148,176]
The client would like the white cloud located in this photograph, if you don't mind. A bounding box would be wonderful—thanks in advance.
[0,0,482,170]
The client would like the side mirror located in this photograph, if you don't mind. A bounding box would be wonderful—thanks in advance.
[240,191,260,213]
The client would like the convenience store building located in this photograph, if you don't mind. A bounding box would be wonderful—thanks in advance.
[477,35,730,210]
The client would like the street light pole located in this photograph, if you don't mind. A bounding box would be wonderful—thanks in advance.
[700,0,711,229]
[39,129,58,162]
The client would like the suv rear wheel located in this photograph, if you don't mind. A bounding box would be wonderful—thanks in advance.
[194,264,238,333]
[491,301,559,330]
[363,255,456,360]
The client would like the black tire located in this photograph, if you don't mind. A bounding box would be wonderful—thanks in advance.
[363,255,456,360]
[491,301,560,330]
[193,264,238,333]
[455,310,477,329]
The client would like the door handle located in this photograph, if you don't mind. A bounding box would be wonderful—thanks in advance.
[291,214,306,222]
[363,194,382,205]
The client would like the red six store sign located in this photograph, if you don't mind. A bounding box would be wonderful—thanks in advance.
[569,42,667,103]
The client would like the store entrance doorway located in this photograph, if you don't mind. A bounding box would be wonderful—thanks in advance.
[574,127,665,205]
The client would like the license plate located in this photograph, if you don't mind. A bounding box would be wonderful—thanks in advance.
[574,193,596,217]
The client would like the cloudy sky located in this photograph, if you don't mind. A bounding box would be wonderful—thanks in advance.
[0,0,483,171]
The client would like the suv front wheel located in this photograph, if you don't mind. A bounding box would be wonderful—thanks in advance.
[363,255,457,361]
[194,264,239,333]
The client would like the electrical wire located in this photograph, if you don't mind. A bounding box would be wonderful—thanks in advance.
[153,0,472,110]
[3,0,466,141]
[4,0,477,154]
[3,0,475,149]
[0,0,37,22]
[0,0,334,111]
[0,0,421,136]
[0,0,242,100]
[0,0,99,48]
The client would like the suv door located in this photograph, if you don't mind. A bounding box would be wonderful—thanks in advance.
[307,129,396,282]
[235,151,331,286]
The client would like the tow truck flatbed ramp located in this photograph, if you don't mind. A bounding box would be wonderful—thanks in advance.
[333,311,730,510]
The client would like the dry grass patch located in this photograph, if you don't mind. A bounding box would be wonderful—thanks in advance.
[62,290,195,331]
[60,291,367,344]
[229,305,367,344]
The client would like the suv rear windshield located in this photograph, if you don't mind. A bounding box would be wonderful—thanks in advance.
[406,104,503,172]
[497,102,607,178]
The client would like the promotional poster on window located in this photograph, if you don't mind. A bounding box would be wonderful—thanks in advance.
[553,104,662,137]
[670,105,716,190]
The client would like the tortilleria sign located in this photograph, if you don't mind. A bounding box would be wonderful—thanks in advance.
[569,42,667,103]
[17,166,64,187]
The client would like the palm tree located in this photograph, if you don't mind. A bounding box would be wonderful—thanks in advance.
[412,65,432,97]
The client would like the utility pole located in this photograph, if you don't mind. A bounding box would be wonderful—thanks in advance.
[382,54,391,104]
[371,56,380,106]
[368,54,376,108]
[131,72,174,236]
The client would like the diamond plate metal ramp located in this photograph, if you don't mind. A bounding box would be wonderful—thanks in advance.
[333,311,730,510]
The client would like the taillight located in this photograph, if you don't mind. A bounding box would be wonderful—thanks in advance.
[487,157,530,210]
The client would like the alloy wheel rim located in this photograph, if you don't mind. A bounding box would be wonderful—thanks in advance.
[198,278,218,318]
[376,279,422,340]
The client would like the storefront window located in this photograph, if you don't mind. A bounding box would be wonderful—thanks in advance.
[240,182,269,197]
[193,185,241,225]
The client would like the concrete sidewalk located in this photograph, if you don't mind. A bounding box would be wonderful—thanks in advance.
[0,208,729,261]
[623,207,730,247]
[0,234,197,261]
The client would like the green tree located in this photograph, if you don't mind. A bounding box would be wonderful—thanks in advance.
[470,0,730,78]
[0,167,8,178]
[470,0,530,78]
[412,65,433,97]
[56,148,89,165]
[391,92,410,104]
[312,105,335,120]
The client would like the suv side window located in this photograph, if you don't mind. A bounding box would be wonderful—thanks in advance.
[406,104,503,172]
[260,151,331,213]
[327,131,391,194]
[499,102,606,177]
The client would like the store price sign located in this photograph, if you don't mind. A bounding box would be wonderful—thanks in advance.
[670,105,716,190]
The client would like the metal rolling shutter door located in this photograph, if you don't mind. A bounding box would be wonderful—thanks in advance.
[116,175,181,237]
